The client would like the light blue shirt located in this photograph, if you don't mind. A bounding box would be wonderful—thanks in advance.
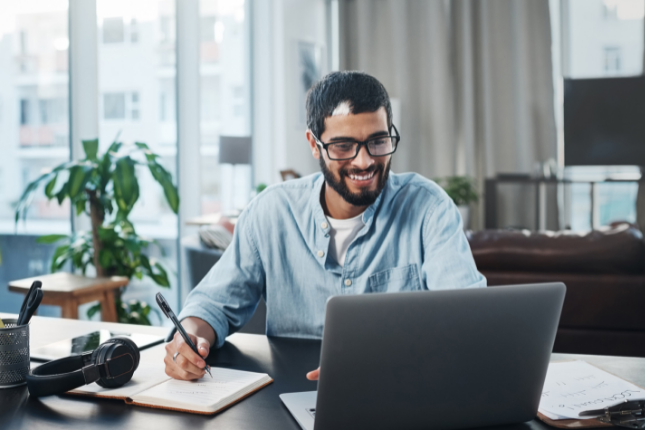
[179,172,486,348]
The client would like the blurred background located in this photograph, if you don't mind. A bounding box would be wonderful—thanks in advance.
[1,0,644,328]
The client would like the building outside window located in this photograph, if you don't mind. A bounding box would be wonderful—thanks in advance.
[199,0,251,215]
[562,0,644,231]
[0,0,71,317]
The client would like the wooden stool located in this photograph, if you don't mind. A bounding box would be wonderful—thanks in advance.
[8,273,128,322]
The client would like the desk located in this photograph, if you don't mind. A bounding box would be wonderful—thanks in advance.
[2,313,645,430]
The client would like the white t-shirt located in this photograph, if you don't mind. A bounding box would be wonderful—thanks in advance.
[327,212,365,267]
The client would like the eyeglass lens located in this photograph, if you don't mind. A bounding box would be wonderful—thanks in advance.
[328,137,396,160]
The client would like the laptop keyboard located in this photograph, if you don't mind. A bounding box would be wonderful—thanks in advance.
[306,408,316,418]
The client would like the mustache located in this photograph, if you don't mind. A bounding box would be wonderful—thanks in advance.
[339,164,382,178]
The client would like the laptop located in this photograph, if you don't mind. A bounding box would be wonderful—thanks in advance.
[281,282,566,430]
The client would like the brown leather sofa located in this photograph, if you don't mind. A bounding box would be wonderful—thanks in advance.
[467,223,645,357]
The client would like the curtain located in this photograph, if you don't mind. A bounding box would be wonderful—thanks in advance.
[339,0,558,230]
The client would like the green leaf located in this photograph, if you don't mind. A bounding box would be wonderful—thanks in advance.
[55,182,69,205]
[75,198,87,215]
[87,303,102,319]
[50,244,71,272]
[82,139,99,160]
[67,164,93,199]
[98,249,114,270]
[44,175,58,199]
[153,262,171,287]
[112,157,139,215]
[37,234,68,244]
[146,162,179,213]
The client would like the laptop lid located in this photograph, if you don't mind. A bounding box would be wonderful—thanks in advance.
[314,283,566,430]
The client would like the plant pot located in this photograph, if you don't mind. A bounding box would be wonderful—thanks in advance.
[458,205,470,230]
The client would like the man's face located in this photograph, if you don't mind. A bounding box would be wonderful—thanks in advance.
[313,107,391,207]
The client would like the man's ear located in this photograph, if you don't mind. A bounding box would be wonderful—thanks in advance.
[306,130,320,160]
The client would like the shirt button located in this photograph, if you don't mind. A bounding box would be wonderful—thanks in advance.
[321,222,328,229]
[344,279,352,286]
[317,250,325,258]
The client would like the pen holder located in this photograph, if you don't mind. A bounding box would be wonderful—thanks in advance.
[0,319,30,388]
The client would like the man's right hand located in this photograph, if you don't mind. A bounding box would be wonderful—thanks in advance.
[163,317,216,380]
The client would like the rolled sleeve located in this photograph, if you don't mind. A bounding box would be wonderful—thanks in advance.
[178,208,266,349]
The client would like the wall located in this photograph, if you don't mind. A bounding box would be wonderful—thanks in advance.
[253,0,330,187]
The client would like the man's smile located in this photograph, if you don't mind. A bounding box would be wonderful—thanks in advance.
[347,170,376,186]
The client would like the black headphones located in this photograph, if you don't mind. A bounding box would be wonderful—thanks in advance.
[26,336,140,397]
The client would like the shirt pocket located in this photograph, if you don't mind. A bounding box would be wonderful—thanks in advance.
[368,264,421,293]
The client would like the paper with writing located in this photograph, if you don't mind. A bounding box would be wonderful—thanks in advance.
[131,367,270,411]
[539,360,645,420]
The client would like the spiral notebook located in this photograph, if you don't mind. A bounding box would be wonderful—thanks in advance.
[68,364,273,415]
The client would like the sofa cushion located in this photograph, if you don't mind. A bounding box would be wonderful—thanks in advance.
[483,271,645,331]
[468,224,645,274]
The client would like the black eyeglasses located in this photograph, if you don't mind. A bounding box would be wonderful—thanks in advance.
[313,124,400,161]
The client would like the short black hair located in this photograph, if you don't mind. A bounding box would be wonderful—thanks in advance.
[306,71,392,138]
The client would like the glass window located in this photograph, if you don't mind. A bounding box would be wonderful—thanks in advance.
[97,0,178,315]
[0,0,70,233]
[103,92,126,119]
[0,0,71,316]
[565,0,644,78]
[199,0,251,215]
[103,17,124,43]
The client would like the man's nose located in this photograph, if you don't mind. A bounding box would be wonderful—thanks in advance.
[351,145,374,170]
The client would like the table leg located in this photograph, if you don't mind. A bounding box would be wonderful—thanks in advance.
[61,300,79,319]
[101,290,118,322]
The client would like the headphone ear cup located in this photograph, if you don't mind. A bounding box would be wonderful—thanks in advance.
[109,336,140,371]
[95,336,140,389]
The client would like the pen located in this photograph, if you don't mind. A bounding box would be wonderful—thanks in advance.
[156,292,212,378]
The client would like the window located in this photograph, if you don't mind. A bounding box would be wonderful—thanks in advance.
[0,0,71,317]
[20,99,30,125]
[97,0,178,312]
[565,0,644,78]
[200,0,251,214]
[103,17,124,43]
[103,93,126,119]
[603,46,622,73]
[560,0,645,230]
[130,19,139,43]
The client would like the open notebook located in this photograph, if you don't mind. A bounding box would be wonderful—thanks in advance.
[68,364,273,415]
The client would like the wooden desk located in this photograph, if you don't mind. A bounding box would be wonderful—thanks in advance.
[2,313,645,430]
[8,273,128,322]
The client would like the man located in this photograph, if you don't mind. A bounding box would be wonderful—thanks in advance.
[164,71,486,381]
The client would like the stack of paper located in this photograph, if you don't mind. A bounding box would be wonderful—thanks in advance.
[539,360,645,420]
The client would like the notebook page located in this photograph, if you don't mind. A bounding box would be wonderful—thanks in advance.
[70,364,170,398]
[539,360,645,420]
[131,367,270,411]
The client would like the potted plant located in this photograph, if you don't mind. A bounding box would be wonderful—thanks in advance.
[15,138,179,325]
[434,176,478,228]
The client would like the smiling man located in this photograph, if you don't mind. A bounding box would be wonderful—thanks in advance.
[164,71,486,381]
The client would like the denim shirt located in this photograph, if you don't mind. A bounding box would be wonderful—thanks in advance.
[179,172,486,348]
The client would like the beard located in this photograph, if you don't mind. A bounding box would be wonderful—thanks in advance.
[319,156,391,207]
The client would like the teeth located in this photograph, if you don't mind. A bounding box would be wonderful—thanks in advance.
[349,172,375,181]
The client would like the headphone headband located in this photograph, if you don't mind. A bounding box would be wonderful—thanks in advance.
[26,337,139,397]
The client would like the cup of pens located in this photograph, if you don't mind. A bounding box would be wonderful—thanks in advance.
[0,281,43,388]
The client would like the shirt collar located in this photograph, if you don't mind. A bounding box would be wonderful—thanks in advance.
[309,171,397,229]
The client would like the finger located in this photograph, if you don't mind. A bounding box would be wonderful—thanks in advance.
[196,337,210,359]
[164,355,205,381]
[175,353,207,377]
[173,332,207,369]
[306,367,320,381]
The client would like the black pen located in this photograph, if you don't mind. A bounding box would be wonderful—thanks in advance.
[156,293,212,378]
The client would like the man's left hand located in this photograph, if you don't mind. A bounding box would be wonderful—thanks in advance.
[306,367,320,380]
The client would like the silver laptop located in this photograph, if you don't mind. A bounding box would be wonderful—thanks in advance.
[281,282,566,430]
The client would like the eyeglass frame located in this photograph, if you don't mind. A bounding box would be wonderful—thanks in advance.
[312,124,400,161]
